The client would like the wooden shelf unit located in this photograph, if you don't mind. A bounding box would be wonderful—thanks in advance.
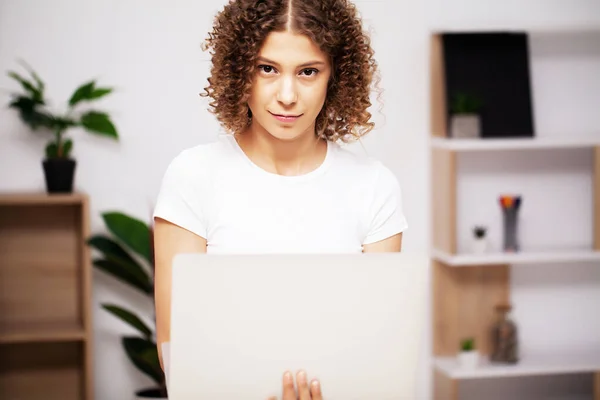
[0,192,94,400]
[429,32,600,400]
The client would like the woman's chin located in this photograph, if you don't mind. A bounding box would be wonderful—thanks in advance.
[248,118,314,142]
[261,127,305,142]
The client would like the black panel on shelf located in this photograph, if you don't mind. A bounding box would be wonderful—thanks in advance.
[442,32,535,138]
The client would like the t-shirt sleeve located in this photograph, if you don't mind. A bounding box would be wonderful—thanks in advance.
[363,162,408,245]
[152,151,207,239]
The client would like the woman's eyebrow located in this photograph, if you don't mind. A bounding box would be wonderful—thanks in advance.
[257,56,326,68]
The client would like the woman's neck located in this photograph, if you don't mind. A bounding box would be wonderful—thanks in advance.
[235,123,328,176]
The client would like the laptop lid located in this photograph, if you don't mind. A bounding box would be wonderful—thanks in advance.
[166,252,428,400]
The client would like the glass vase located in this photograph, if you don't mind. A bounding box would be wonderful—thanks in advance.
[490,303,519,364]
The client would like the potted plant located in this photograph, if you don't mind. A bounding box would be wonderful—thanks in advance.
[449,91,483,139]
[87,211,167,399]
[458,337,479,369]
[6,59,119,193]
[471,225,488,254]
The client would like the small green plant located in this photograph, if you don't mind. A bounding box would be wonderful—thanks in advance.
[87,211,166,398]
[450,91,483,115]
[6,59,119,159]
[461,337,476,352]
[473,226,487,239]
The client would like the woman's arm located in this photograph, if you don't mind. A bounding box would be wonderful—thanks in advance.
[362,232,402,253]
[153,217,207,370]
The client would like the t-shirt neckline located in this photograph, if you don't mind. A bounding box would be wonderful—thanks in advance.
[222,133,335,182]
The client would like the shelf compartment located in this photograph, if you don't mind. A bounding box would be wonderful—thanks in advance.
[431,135,600,152]
[432,260,510,357]
[0,321,86,344]
[432,248,600,267]
[0,202,85,333]
[0,341,85,400]
[434,351,600,379]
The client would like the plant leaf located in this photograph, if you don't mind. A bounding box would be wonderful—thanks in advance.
[8,96,53,130]
[87,234,152,293]
[46,142,58,158]
[90,87,113,99]
[69,80,113,107]
[9,95,43,111]
[17,59,45,93]
[80,111,118,139]
[7,71,43,102]
[88,234,141,266]
[102,212,152,265]
[68,80,95,107]
[122,337,163,385]
[62,138,73,158]
[92,258,152,295]
[102,304,153,339]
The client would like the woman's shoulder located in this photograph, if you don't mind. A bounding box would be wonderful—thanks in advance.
[162,135,236,177]
[330,142,398,185]
[329,142,408,238]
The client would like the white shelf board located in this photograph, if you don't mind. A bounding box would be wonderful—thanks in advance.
[429,25,600,35]
[434,352,600,379]
[430,135,600,152]
[431,248,600,266]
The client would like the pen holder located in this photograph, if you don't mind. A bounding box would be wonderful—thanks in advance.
[499,195,521,252]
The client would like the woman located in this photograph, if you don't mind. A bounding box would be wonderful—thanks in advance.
[153,0,408,398]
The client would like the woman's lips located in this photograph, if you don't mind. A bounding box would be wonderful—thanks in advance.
[271,112,302,123]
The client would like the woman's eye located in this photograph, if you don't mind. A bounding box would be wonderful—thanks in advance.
[258,65,275,74]
[301,68,318,76]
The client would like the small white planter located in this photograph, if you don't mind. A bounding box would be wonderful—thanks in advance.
[458,350,480,369]
[471,237,488,254]
[450,114,481,139]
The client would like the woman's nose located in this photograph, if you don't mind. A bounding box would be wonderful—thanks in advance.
[276,76,298,104]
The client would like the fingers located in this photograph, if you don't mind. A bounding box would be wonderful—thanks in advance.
[309,379,323,400]
[281,371,296,400]
[296,370,311,400]
[276,369,322,400]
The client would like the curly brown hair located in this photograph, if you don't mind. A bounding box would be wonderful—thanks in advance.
[199,0,383,143]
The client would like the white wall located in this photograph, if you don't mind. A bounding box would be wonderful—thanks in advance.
[0,1,599,399]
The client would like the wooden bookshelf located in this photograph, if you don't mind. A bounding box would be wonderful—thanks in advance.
[0,192,94,400]
[429,31,600,400]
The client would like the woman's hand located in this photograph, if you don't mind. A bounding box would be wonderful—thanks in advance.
[268,370,322,400]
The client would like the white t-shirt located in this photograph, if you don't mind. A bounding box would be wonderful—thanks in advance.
[153,134,408,254]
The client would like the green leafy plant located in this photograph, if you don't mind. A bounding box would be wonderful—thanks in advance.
[450,91,483,115]
[6,59,119,159]
[461,337,476,352]
[87,211,166,398]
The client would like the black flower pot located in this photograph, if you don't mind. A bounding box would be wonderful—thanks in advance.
[135,387,168,399]
[42,158,76,193]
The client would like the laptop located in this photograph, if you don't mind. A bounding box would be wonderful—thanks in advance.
[165,252,428,400]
